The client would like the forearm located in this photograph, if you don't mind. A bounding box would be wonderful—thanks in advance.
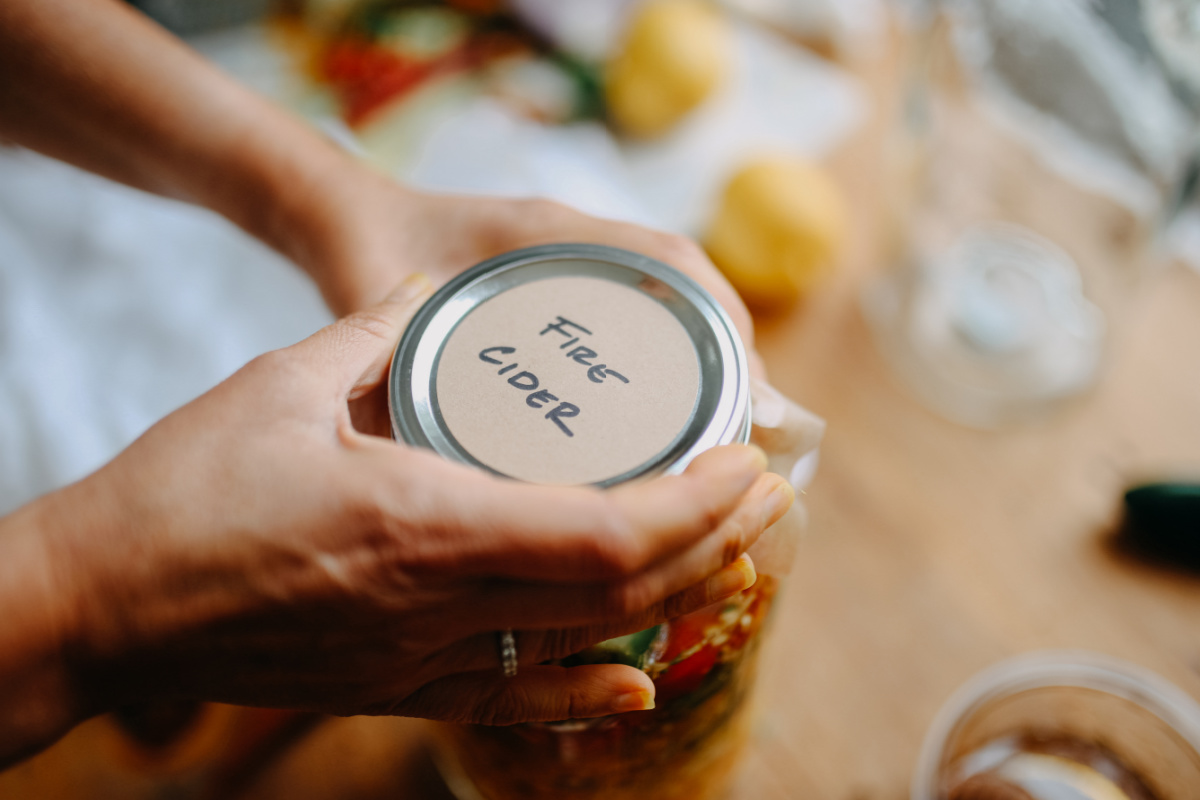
[0,0,398,311]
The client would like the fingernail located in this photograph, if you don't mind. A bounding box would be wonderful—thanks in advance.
[707,558,756,602]
[386,273,432,303]
[763,480,795,529]
[747,444,769,472]
[609,691,655,714]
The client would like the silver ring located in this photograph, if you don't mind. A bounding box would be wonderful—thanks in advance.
[498,629,518,678]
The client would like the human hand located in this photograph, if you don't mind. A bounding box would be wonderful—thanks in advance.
[284,167,765,376]
[23,274,790,744]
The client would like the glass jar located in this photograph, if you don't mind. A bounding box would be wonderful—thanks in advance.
[389,244,818,800]
[865,0,1200,427]
[433,576,779,800]
[913,651,1200,800]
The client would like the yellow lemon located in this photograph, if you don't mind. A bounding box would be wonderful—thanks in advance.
[606,0,731,138]
[705,157,847,310]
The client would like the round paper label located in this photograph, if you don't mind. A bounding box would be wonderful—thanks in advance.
[435,274,701,485]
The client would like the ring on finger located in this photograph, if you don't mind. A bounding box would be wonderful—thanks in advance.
[497,629,518,678]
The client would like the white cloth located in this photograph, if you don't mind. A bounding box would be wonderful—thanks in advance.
[0,147,331,514]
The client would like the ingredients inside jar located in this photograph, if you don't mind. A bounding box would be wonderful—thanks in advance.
[435,575,780,800]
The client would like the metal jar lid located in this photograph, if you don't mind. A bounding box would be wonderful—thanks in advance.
[388,243,750,487]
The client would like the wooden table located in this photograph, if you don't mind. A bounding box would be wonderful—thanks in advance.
[740,163,1200,799]
[6,35,1200,800]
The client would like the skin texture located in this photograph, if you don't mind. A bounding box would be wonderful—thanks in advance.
[0,0,785,767]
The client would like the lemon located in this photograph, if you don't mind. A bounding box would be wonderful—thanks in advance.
[705,157,847,310]
[605,0,731,138]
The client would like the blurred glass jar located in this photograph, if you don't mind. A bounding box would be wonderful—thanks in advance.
[912,651,1200,800]
[865,0,1200,427]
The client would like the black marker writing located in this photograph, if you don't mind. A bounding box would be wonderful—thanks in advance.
[479,346,516,364]
[507,371,539,391]
[565,346,597,365]
[526,390,558,409]
[545,403,580,437]
[475,315,632,439]
[540,316,632,386]
[588,366,629,384]
[478,346,579,437]
[540,316,593,339]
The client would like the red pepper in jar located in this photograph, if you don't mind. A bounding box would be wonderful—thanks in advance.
[655,643,719,704]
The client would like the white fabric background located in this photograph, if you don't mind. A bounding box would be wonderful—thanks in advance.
[0,148,331,514]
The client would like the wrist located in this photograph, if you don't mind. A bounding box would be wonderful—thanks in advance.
[0,491,101,765]
[229,124,424,315]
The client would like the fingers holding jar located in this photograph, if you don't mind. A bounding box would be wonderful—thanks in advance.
[389,663,658,726]
[433,552,760,642]
[351,443,788,639]
[423,552,760,674]
[600,468,792,605]
[365,443,774,583]
[413,465,791,639]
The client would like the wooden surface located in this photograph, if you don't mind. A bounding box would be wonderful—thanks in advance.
[740,169,1200,799]
[734,47,1200,795]
[7,36,1200,800]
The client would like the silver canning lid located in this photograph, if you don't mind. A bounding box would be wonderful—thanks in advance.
[389,244,750,488]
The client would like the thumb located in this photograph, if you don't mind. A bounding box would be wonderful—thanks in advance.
[298,273,433,399]
[396,665,656,726]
